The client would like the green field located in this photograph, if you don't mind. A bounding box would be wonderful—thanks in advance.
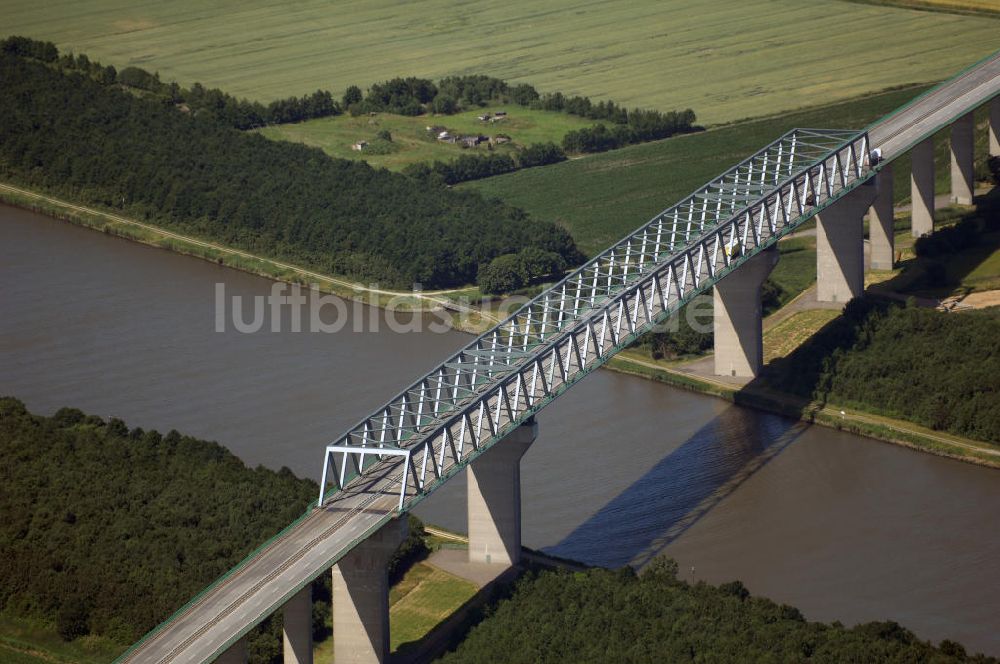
[846,0,1000,15]
[4,0,997,125]
[259,107,594,171]
[463,86,937,256]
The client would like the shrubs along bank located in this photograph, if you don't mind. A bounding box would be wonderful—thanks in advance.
[0,50,581,290]
[440,560,996,663]
[763,299,1000,444]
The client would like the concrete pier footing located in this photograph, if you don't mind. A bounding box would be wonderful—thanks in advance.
[712,245,778,378]
[869,165,895,271]
[950,112,975,205]
[910,137,935,237]
[816,182,877,303]
[214,638,247,664]
[332,518,408,664]
[467,420,536,566]
[282,585,312,664]
[990,97,1000,157]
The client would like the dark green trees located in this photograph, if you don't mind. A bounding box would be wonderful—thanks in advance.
[0,51,581,289]
[478,247,567,294]
[440,561,996,664]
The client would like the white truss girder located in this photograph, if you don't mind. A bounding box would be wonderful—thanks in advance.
[318,128,871,511]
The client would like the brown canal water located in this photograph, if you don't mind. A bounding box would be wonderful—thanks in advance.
[2,205,998,655]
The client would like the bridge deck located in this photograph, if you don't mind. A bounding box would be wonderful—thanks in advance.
[117,50,1000,664]
[872,50,1000,160]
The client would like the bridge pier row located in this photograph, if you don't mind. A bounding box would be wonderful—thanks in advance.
[467,420,536,566]
[816,182,878,303]
[990,97,1000,157]
[282,585,312,664]
[868,165,895,271]
[712,245,778,378]
[332,518,408,664]
[214,638,247,664]
[910,137,935,237]
[950,112,975,205]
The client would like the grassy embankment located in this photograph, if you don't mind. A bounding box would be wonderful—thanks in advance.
[4,0,997,125]
[609,351,1000,468]
[259,107,595,171]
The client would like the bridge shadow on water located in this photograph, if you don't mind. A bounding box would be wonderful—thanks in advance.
[543,403,808,570]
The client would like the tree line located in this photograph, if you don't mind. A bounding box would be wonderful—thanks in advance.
[348,74,700,153]
[403,142,567,186]
[0,51,582,289]
[561,108,699,153]
[0,36,340,129]
[441,558,994,663]
[5,36,700,154]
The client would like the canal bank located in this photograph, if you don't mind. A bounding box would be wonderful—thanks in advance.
[0,181,497,334]
[6,179,998,473]
[607,352,1000,469]
[3,203,1000,654]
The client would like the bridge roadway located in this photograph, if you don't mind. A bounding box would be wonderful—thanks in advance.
[871,50,1000,160]
[117,51,1000,664]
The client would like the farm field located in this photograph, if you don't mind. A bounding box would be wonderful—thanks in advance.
[845,0,1000,15]
[3,0,997,125]
[463,84,995,257]
[259,107,594,171]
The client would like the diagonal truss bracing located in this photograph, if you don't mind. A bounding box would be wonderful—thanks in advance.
[319,128,872,511]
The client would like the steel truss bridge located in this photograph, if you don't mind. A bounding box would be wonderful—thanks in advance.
[118,49,1000,664]
[319,128,871,512]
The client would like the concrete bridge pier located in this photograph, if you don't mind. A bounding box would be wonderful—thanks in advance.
[214,638,247,664]
[990,96,1000,157]
[950,112,975,205]
[712,245,778,378]
[817,182,878,303]
[868,164,895,271]
[282,585,312,664]
[467,420,536,566]
[910,137,935,237]
[332,518,408,664]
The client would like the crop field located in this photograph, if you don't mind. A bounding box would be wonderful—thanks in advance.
[4,0,997,125]
[464,86,940,256]
[258,107,594,171]
[846,0,1000,15]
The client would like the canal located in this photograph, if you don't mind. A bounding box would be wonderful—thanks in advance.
[2,205,998,655]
